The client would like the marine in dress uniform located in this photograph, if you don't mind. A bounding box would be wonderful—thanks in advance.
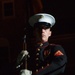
[28,13,67,75]
[16,13,67,75]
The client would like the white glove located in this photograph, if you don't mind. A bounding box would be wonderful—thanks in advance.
[20,69,32,75]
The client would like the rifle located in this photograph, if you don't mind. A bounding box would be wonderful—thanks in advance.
[16,28,32,75]
[16,29,29,69]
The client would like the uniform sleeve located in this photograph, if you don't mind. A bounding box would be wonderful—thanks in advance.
[36,45,67,75]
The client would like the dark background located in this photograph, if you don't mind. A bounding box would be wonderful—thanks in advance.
[43,0,75,35]
[0,0,75,75]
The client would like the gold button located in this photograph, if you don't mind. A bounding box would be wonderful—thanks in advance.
[36,53,39,55]
[36,69,38,72]
[42,66,44,69]
[36,58,39,60]
[38,48,40,51]
[40,43,43,46]
[47,63,49,66]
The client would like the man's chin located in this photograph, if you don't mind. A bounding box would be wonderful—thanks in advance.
[42,38,47,42]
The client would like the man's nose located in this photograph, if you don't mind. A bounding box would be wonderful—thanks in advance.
[42,29,45,32]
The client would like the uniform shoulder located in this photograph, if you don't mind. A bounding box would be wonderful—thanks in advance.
[49,43,65,52]
[49,43,61,47]
[49,43,63,50]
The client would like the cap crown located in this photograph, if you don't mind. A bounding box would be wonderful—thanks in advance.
[29,13,56,27]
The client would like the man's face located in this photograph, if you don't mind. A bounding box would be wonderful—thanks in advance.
[34,25,52,43]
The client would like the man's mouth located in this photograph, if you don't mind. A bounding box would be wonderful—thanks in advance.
[42,34,45,37]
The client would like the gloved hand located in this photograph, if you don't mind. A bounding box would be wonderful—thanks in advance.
[20,69,32,75]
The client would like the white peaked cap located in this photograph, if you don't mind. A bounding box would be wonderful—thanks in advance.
[29,13,56,27]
